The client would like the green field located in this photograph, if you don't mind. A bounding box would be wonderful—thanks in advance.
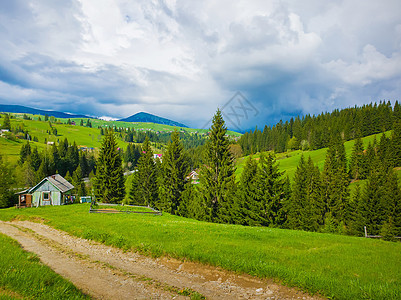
[0,113,240,165]
[0,233,88,299]
[1,204,400,300]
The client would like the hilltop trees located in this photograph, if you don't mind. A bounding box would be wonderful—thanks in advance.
[94,129,125,203]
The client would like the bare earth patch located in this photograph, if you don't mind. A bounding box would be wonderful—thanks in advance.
[0,220,324,299]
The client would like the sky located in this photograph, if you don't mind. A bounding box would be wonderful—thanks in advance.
[0,0,401,131]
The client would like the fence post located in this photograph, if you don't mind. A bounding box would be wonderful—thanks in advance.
[364,226,368,238]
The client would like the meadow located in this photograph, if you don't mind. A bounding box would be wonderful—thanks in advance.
[0,233,88,299]
[0,113,240,165]
[1,204,400,300]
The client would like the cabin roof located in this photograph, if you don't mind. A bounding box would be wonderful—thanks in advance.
[29,174,74,193]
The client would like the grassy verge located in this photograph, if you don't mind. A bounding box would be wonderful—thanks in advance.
[0,233,88,299]
[1,204,400,299]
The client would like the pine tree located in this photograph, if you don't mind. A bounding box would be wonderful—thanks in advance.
[159,131,189,214]
[19,141,31,165]
[257,153,287,227]
[321,134,349,225]
[286,156,324,231]
[391,121,401,167]
[361,159,387,235]
[0,154,15,208]
[73,165,86,198]
[30,147,41,172]
[94,129,125,203]
[199,109,236,222]
[235,157,261,225]
[1,114,11,130]
[130,136,158,207]
[347,183,364,236]
[349,137,366,180]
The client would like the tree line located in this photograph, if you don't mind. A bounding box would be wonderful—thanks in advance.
[239,101,401,155]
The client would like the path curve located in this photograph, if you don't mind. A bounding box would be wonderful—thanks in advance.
[0,220,323,300]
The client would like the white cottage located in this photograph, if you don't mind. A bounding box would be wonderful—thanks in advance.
[30,174,75,207]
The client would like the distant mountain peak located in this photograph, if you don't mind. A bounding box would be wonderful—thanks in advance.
[118,112,188,128]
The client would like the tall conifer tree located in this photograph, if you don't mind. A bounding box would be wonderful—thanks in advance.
[349,137,366,180]
[94,129,125,203]
[236,157,261,225]
[257,153,287,226]
[199,109,236,222]
[130,136,158,207]
[321,133,349,225]
[159,131,190,214]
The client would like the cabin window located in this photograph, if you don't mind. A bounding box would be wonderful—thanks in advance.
[43,192,50,200]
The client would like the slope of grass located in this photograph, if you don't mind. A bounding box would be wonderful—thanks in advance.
[1,204,400,300]
[0,233,88,299]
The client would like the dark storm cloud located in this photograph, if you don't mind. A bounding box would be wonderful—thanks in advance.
[0,0,400,130]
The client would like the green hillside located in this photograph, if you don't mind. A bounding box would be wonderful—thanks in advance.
[236,131,391,180]
[0,113,240,165]
[1,204,400,300]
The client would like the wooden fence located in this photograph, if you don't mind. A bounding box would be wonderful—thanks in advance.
[89,202,162,215]
[364,226,401,240]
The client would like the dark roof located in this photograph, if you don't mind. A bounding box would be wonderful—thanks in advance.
[29,174,74,193]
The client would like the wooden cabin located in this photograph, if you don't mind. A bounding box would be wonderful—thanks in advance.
[29,174,75,207]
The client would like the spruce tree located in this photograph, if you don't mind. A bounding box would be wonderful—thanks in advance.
[72,165,86,198]
[347,183,364,236]
[349,137,366,180]
[30,147,41,172]
[361,159,387,235]
[1,114,11,130]
[130,136,158,207]
[286,155,307,230]
[0,154,15,208]
[94,129,125,203]
[391,121,401,167]
[286,155,324,231]
[19,141,31,165]
[236,157,261,226]
[199,109,236,222]
[257,153,287,227]
[321,134,349,225]
[159,131,189,214]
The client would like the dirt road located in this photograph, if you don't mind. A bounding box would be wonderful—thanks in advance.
[0,220,323,299]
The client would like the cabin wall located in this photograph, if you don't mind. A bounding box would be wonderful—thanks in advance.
[31,183,62,206]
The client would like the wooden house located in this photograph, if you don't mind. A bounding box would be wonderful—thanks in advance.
[29,174,75,207]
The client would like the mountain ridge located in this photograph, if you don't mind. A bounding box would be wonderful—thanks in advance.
[118,112,188,128]
[0,104,91,119]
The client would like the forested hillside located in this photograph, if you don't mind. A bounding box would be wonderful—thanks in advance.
[239,101,400,154]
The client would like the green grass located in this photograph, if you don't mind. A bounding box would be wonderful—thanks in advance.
[0,233,88,299]
[1,204,400,299]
